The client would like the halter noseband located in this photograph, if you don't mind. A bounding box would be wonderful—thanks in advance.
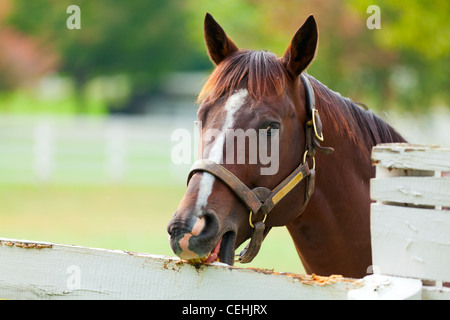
[186,74,333,263]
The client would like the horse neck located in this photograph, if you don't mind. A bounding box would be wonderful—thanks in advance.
[286,101,375,278]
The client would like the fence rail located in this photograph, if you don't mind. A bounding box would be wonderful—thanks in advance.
[0,237,363,300]
[0,114,196,186]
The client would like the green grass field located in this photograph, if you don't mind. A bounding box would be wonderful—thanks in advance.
[0,184,305,274]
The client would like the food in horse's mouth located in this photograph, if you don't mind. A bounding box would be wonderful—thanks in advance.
[186,231,235,265]
[187,237,222,265]
[204,237,222,264]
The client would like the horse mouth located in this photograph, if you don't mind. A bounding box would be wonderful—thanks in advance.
[202,230,236,265]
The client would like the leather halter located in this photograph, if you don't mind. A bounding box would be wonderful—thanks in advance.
[186,74,333,263]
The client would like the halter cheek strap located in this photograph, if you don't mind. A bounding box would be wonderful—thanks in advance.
[187,74,333,264]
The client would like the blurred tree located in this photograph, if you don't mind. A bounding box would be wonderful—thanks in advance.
[185,0,449,111]
[0,0,59,91]
[3,0,448,112]
[346,0,450,110]
[5,0,206,113]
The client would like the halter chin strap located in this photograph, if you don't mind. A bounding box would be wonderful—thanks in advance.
[187,73,333,264]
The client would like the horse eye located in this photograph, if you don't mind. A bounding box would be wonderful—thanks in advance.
[264,123,280,136]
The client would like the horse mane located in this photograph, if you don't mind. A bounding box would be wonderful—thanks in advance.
[306,75,406,156]
[198,50,405,157]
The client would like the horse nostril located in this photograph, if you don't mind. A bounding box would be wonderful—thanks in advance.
[197,211,219,240]
[167,218,183,238]
[167,223,181,238]
[167,211,221,259]
[167,211,219,240]
[167,212,196,239]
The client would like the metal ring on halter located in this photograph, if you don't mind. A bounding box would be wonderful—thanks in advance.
[303,150,316,171]
[248,211,267,229]
[312,108,324,141]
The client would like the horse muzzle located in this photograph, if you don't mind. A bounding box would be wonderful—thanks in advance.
[167,210,237,265]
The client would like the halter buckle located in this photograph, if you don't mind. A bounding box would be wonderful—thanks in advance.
[312,108,324,141]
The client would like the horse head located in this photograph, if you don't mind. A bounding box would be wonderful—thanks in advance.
[167,13,321,266]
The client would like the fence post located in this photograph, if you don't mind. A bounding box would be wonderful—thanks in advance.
[33,121,54,183]
[105,121,126,183]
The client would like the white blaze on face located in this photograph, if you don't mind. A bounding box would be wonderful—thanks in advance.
[194,89,248,216]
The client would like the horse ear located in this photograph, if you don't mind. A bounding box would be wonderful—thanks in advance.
[204,13,238,65]
[283,15,318,77]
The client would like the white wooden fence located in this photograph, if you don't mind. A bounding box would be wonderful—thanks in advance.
[0,237,429,300]
[0,114,196,186]
[1,143,450,300]
[0,237,364,300]
[370,143,450,298]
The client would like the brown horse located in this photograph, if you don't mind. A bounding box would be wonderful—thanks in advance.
[167,13,405,278]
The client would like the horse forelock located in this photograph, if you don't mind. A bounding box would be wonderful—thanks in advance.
[198,50,287,105]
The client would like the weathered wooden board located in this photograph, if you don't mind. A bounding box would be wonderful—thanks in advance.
[0,235,447,300]
[371,203,450,282]
[0,238,361,300]
[371,176,450,207]
[371,143,450,172]
[422,285,450,300]
[347,274,422,300]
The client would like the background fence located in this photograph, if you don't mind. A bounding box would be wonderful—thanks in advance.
[1,109,449,187]
[0,113,197,186]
